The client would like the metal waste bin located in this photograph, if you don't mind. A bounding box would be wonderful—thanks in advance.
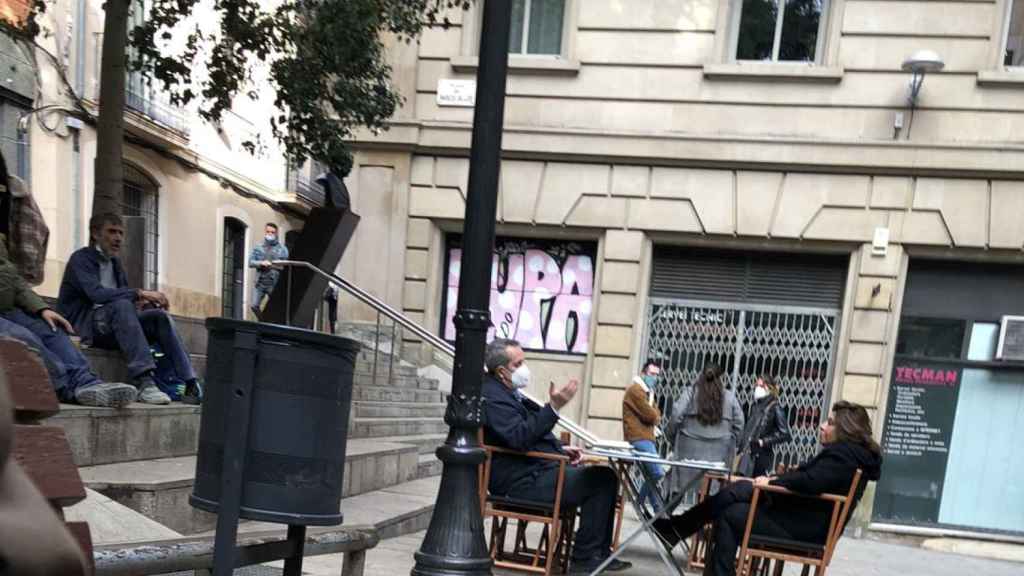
[191,318,360,525]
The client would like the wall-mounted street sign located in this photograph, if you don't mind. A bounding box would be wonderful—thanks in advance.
[437,79,477,108]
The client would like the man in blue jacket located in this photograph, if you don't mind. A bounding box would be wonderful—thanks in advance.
[57,213,200,405]
[482,338,631,574]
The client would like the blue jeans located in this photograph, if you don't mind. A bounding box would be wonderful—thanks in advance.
[632,439,665,510]
[252,284,273,311]
[90,299,195,382]
[0,309,103,401]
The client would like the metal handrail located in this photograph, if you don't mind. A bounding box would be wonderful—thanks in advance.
[270,259,601,446]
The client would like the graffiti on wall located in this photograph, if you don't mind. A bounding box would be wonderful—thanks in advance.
[443,237,596,354]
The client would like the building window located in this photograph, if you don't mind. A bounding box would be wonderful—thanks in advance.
[1006,0,1024,66]
[509,0,565,55]
[0,97,31,183]
[734,0,827,62]
[122,164,159,290]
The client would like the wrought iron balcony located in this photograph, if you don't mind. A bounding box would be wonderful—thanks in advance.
[125,86,190,137]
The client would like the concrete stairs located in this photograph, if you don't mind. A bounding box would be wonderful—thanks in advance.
[56,314,448,539]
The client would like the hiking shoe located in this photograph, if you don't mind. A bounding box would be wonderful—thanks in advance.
[136,379,172,405]
[74,382,137,408]
[181,380,203,405]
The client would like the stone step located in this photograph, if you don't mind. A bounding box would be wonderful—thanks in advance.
[81,347,207,383]
[353,401,446,419]
[352,372,438,391]
[351,417,448,439]
[352,385,444,404]
[78,438,422,535]
[52,403,202,467]
[417,453,442,479]
[211,475,442,542]
[374,434,447,456]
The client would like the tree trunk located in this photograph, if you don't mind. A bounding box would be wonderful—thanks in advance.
[93,0,131,217]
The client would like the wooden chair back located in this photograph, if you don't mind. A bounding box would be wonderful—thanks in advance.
[476,428,575,575]
[0,338,92,575]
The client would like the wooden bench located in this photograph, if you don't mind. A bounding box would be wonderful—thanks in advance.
[1,337,93,575]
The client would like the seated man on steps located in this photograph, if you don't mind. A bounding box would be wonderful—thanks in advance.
[57,213,201,405]
[482,338,632,574]
[0,237,137,407]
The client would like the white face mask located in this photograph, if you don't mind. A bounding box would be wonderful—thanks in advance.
[265,234,278,244]
[510,364,531,389]
[753,386,770,401]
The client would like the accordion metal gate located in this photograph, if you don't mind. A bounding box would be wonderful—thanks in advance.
[643,298,840,471]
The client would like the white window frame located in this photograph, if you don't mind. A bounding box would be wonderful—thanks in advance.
[460,0,577,61]
[508,0,565,56]
[725,0,836,64]
[1001,0,1024,68]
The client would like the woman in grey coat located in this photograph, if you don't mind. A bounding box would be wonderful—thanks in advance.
[664,364,745,503]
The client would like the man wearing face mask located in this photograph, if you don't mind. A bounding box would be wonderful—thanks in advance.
[622,360,663,509]
[249,222,289,318]
[482,338,631,574]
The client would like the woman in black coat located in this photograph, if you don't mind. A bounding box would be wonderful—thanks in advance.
[654,401,883,576]
[737,375,792,477]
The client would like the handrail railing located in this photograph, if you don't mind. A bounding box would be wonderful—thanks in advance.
[270,259,601,446]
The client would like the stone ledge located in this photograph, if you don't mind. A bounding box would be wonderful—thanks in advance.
[703,63,844,83]
[450,55,581,76]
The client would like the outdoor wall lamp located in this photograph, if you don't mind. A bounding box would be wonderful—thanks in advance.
[895,50,945,139]
[902,50,945,106]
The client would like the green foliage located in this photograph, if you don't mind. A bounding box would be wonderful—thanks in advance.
[16,0,474,177]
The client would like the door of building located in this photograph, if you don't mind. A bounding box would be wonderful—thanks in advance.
[221,218,246,319]
[643,247,848,470]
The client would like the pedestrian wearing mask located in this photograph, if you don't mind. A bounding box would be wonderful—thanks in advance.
[737,375,792,477]
[623,360,664,509]
[249,223,289,318]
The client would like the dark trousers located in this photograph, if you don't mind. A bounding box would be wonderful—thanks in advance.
[0,310,102,401]
[90,299,195,382]
[671,482,825,576]
[506,464,619,561]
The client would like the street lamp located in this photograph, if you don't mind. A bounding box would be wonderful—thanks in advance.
[410,1,512,575]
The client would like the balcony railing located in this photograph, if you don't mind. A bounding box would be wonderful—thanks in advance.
[125,86,190,137]
[286,167,326,207]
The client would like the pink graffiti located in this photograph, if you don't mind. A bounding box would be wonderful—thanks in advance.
[444,247,593,353]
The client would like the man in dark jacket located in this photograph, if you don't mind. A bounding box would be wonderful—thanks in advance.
[57,213,200,405]
[653,400,883,576]
[0,237,136,407]
[482,338,631,574]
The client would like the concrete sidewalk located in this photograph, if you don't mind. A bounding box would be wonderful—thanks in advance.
[288,516,1023,575]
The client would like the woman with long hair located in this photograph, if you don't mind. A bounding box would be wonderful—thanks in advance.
[737,374,792,477]
[664,364,745,502]
[654,401,883,576]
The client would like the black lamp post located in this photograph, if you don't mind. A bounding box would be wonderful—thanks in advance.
[410,1,512,575]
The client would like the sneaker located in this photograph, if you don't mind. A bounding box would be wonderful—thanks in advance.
[181,379,203,405]
[136,377,172,405]
[568,557,632,574]
[74,382,138,408]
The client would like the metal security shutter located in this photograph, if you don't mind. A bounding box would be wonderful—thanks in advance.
[651,247,848,309]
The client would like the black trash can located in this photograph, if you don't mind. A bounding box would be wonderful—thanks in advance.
[191,318,360,525]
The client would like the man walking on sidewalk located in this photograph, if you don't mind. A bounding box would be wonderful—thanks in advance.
[57,213,201,405]
[248,222,288,318]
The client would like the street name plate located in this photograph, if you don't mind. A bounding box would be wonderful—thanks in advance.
[437,79,476,107]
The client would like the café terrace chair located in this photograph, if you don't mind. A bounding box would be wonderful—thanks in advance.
[477,431,577,575]
[736,469,864,576]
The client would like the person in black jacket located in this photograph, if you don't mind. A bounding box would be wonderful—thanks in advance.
[482,338,631,574]
[737,375,792,477]
[653,400,883,576]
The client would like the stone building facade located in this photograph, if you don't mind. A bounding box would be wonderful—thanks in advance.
[346,0,1024,538]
